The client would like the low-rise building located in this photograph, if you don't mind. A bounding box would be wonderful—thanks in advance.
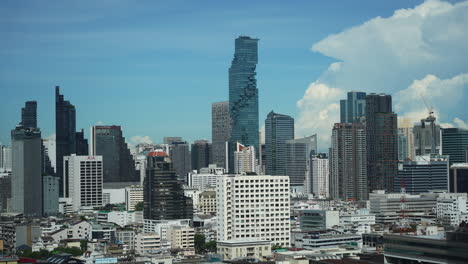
[48,221,91,243]
[135,232,161,255]
[298,210,339,231]
[97,211,143,227]
[199,191,216,215]
[436,192,468,227]
[217,240,271,261]
[292,232,362,249]
[168,226,195,249]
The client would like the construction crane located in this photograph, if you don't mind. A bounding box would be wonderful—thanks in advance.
[420,94,437,155]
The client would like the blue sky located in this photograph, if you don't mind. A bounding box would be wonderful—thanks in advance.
[1,0,467,149]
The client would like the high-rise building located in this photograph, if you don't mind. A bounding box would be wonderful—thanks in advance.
[41,140,55,176]
[55,86,76,196]
[228,36,259,172]
[330,123,367,200]
[21,101,37,129]
[0,174,11,212]
[340,91,366,123]
[366,93,398,192]
[90,125,137,183]
[125,185,143,211]
[450,163,468,193]
[0,145,12,172]
[166,139,191,182]
[398,118,415,161]
[414,123,441,156]
[394,154,449,194]
[233,143,256,174]
[265,111,294,176]
[11,126,43,217]
[285,135,317,190]
[311,153,329,198]
[43,175,59,216]
[75,128,89,156]
[144,151,193,220]
[212,101,231,169]
[442,128,468,165]
[216,174,290,247]
[191,140,211,172]
[63,154,103,211]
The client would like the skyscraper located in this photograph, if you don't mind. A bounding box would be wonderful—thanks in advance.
[414,123,441,156]
[75,128,89,156]
[55,86,76,196]
[285,135,317,191]
[144,151,193,220]
[366,93,398,192]
[211,101,231,169]
[311,153,329,198]
[43,175,59,216]
[265,111,294,176]
[166,138,191,181]
[21,101,37,129]
[0,145,12,172]
[330,123,367,200]
[233,143,256,174]
[90,126,137,183]
[228,36,259,172]
[11,126,43,217]
[442,128,468,165]
[191,140,211,172]
[398,118,415,161]
[340,91,366,123]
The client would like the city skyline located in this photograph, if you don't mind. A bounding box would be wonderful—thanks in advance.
[1,0,468,151]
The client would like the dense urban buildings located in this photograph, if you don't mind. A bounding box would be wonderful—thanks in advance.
[366,93,398,192]
[442,127,468,165]
[211,101,230,169]
[285,135,317,191]
[143,151,193,220]
[191,140,211,172]
[55,86,76,196]
[330,123,367,200]
[63,154,103,211]
[265,111,294,176]
[216,174,290,247]
[233,142,256,174]
[340,91,366,123]
[90,125,137,183]
[228,36,259,172]
[311,153,329,198]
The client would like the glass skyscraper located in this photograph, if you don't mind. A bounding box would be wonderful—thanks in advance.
[442,128,468,165]
[265,111,294,175]
[228,36,259,172]
[340,91,366,123]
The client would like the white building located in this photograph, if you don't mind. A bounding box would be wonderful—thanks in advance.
[64,155,103,211]
[48,221,92,242]
[125,185,143,211]
[102,187,126,205]
[187,166,225,192]
[436,193,468,226]
[340,214,376,226]
[97,211,143,227]
[311,154,329,198]
[143,219,191,242]
[233,143,257,174]
[216,175,290,247]
[217,240,271,261]
[0,145,12,171]
[135,232,161,255]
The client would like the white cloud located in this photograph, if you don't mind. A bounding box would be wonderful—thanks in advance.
[130,135,153,145]
[96,120,104,125]
[297,0,468,150]
[453,117,468,129]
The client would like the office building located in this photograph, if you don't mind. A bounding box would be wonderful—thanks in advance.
[144,151,193,220]
[216,174,290,247]
[369,190,438,224]
[265,111,294,175]
[64,154,103,211]
[442,128,468,165]
[398,118,415,161]
[55,86,76,196]
[11,126,42,217]
[436,193,468,227]
[340,91,366,123]
[191,140,211,172]
[125,185,143,211]
[90,125,137,183]
[311,153,329,198]
[21,101,37,129]
[414,123,441,156]
[0,175,11,212]
[75,129,88,156]
[286,135,317,190]
[212,101,231,169]
[450,163,468,193]
[298,210,339,231]
[168,226,195,249]
[0,145,12,172]
[233,143,256,174]
[394,154,449,194]
[43,175,59,216]
[330,123,367,200]
[41,140,55,176]
[228,36,259,172]
[187,165,225,192]
[135,233,161,255]
[366,93,398,192]
[166,138,191,181]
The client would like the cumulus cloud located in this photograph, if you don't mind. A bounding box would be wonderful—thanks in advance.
[297,0,468,150]
[96,120,104,125]
[130,135,153,145]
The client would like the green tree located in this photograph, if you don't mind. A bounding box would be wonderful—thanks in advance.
[194,233,206,254]
[205,240,217,252]
[80,240,88,251]
[134,202,144,211]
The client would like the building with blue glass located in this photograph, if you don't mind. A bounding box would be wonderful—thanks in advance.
[340,91,366,123]
[442,128,468,165]
[228,36,259,172]
[265,111,294,176]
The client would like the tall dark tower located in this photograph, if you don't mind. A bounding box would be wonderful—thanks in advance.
[75,128,89,156]
[21,101,37,129]
[144,151,193,220]
[265,111,294,175]
[191,140,212,172]
[55,86,76,196]
[366,93,398,192]
[228,36,259,172]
